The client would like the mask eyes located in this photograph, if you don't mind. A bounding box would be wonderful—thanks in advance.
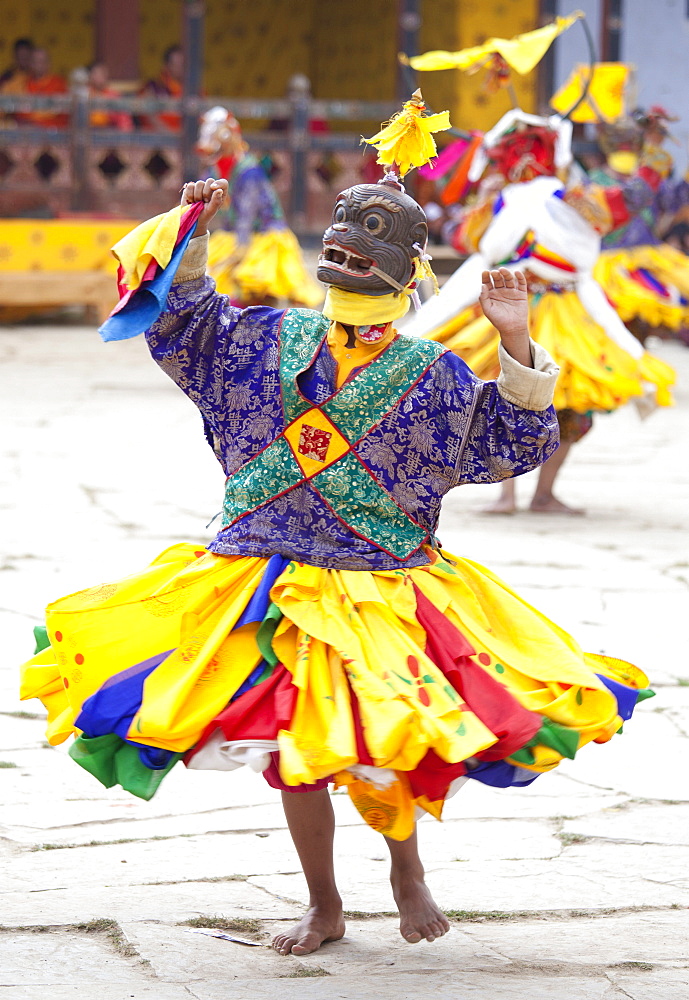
[333,205,346,223]
[364,212,385,233]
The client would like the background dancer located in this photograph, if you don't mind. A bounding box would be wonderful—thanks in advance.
[196,105,322,308]
[404,110,675,514]
[591,107,689,343]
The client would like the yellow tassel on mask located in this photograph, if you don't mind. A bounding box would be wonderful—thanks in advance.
[363,90,451,177]
[413,254,439,296]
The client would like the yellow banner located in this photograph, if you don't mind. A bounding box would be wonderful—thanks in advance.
[406,11,583,75]
[550,62,632,123]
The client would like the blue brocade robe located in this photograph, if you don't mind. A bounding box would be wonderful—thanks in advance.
[146,274,559,571]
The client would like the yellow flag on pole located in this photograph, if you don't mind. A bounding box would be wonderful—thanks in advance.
[403,10,583,76]
[550,62,632,123]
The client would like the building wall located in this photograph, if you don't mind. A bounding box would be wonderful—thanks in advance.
[553,0,689,172]
[449,0,540,132]
[1,0,540,132]
[0,0,93,79]
[619,0,689,173]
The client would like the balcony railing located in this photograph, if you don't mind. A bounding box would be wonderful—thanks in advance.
[0,81,398,231]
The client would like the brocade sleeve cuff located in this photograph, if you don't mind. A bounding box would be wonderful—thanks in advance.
[496,340,559,412]
[172,233,209,284]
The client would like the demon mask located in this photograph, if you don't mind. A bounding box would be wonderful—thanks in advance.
[317,183,428,297]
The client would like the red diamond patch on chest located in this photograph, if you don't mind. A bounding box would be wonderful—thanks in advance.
[298,424,332,463]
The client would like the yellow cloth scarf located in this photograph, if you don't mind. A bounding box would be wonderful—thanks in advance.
[323,286,411,325]
[112,205,186,290]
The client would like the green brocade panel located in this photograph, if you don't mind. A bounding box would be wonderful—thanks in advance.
[279,309,332,421]
[322,337,444,441]
[221,309,442,558]
[222,436,302,526]
[312,451,427,558]
[279,309,444,437]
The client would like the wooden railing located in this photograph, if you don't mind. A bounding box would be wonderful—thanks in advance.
[0,81,397,232]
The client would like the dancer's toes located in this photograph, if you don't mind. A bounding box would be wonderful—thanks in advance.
[291,928,335,956]
[393,877,450,945]
[272,932,296,956]
[529,494,585,516]
[481,497,516,515]
[271,906,345,957]
[400,924,422,944]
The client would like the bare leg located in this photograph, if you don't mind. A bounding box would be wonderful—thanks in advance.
[481,477,516,515]
[386,827,450,944]
[272,789,345,956]
[529,443,584,515]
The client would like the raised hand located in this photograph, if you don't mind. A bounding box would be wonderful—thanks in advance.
[479,267,532,368]
[180,178,229,236]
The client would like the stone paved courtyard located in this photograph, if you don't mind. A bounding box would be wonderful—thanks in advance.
[1,321,688,998]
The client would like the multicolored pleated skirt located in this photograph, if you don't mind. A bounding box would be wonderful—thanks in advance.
[594,243,689,331]
[20,543,652,841]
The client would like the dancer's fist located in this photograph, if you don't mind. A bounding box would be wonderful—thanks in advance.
[180,178,228,235]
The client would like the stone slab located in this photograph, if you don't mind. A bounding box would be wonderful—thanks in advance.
[0,879,304,927]
[460,909,689,969]
[2,829,307,894]
[248,842,689,913]
[0,931,150,986]
[4,987,192,1000]
[121,920,282,982]
[186,972,617,1000]
[564,803,689,846]
[609,970,689,1000]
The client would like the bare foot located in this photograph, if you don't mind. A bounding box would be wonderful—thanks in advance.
[529,494,585,516]
[392,875,450,944]
[272,905,346,956]
[481,497,517,515]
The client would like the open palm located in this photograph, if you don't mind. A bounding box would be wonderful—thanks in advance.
[479,268,528,337]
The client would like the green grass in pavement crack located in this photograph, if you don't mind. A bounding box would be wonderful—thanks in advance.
[444,904,687,922]
[0,761,18,768]
[556,832,590,846]
[30,833,198,851]
[444,910,534,922]
[74,918,138,957]
[0,710,46,720]
[281,967,330,977]
[0,919,137,958]
[178,915,264,937]
[146,874,249,885]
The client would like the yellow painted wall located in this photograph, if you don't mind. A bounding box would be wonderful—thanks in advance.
[139,0,184,85]
[0,0,540,131]
[0,0,93,79]
[416,0,540,134]
[201,0,398,100]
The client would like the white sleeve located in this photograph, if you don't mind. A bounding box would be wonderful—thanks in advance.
[496,340,559,412]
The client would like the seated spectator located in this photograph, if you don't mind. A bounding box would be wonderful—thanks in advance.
[15,47,68,127]
[0,37,33,89]
[88,61,132,130]
[138,45,183,131]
